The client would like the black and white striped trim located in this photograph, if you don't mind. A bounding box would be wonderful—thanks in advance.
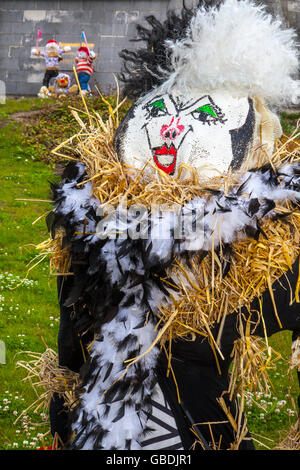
[141,383,184,450]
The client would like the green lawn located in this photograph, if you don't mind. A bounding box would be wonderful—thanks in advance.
[0,102,59,449]
[0,97,299,450]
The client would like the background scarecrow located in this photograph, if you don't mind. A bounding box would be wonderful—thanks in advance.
[31,39,71,98]
[75,46,96,95]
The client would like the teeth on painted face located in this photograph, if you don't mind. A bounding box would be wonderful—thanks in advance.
[156,155,175,166]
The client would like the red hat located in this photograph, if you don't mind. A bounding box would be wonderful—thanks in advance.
[77,46,89,56]
[46,39,58,46]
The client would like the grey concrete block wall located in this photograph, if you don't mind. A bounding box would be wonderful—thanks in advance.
[0,0,184,96]
[261,0,300,32]
[0,0,299,96]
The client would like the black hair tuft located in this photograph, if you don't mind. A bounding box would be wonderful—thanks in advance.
[118,1,223,101]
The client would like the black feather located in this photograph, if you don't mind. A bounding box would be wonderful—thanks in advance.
[248,198,260,217]
[112,402,126,423]
[103,362,114,382]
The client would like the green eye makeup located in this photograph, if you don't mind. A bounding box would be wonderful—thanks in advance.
[195,104,217,117]
[149,99,165,110]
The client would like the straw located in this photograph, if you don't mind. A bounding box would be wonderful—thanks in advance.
[27,94,300,445]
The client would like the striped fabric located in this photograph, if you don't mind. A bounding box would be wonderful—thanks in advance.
[76,59,94,75]
[141,382,184,450]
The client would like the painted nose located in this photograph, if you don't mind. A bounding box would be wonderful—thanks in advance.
[160,117,185,141]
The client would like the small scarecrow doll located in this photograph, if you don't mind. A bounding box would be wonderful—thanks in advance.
[75,46,96,95]
[32,39,71,98]
[48,0,300,450]
[47,73,78,99]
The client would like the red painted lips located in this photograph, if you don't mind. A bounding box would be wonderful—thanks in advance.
[153,144,177,175]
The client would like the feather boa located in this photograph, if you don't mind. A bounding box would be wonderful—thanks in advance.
[49,160,300,450]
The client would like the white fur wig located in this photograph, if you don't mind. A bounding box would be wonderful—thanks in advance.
[164,0,299,105]
[121,0,299,106]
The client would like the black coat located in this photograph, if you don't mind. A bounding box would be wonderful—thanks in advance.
[50,256,300,450]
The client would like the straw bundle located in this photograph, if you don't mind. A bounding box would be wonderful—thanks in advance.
[275,421,300,450]
[16,349,80,418]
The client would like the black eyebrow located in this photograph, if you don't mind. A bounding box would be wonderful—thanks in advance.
[179,95,211,112]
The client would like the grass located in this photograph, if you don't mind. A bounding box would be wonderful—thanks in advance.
[280,112,300,136]
[0,111,59,449]
[0,97,45,120]
[0,96,299,450]
[244,331,299,449]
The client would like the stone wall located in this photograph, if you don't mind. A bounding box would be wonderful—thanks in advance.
[277,0,300,32]
[0,0,298,96]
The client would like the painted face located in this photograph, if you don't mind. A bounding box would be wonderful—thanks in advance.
[115,89,257,180]
[77,51,89,59]
[56,74,70,88]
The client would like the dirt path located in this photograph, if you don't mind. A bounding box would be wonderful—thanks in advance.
[0,108,48,128]
[9,109,48,122]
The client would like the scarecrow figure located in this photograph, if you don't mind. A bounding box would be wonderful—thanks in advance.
[48,0,300,450]
[31,39,71,98]
[75,46,96,95]
[47,73,78,99]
